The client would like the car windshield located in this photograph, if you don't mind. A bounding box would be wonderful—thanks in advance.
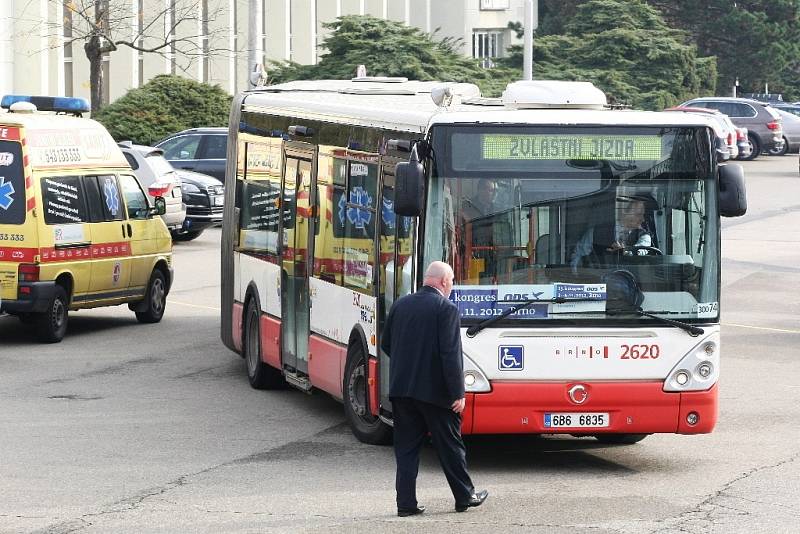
[423,125,720,325]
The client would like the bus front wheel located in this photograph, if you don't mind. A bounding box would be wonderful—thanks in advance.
[343,345,392,445]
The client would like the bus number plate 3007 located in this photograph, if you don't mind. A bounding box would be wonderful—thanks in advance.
[544,412,609,428]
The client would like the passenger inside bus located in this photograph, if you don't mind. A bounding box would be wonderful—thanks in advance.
[570,195,657,270]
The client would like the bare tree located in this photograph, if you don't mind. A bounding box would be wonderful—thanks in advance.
[21,0,232,111]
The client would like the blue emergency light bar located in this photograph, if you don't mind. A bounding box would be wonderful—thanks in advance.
[0,95,91,114]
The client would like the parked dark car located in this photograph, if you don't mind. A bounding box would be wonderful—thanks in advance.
[155,127,228,182]
[172,169,224,241]
[679,97,784,160]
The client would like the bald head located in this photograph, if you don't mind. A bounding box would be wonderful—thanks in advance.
[423,261,455,298]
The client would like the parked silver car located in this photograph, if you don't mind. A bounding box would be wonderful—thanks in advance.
[118,142,186,231]
[769,109,800,155]
[665,106,738,160]
[680,97,784,160]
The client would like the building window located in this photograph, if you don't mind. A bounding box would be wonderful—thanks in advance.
[473,30,504,61]
[480,0,510,9]
[63,3,73,97]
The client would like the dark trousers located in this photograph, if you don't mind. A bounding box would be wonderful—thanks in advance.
[392,397,474,509]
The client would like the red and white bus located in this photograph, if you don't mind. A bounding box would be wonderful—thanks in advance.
[220,78,746,445]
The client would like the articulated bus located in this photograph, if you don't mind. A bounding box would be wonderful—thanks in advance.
[220,78,746,445]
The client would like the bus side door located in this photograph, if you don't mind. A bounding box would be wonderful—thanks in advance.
[280,144,317,376]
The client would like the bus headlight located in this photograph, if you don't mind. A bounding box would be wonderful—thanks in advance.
[463,353,491,393]
[663,332,720,392]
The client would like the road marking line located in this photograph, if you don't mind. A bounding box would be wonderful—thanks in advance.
[169,299,221,311]
[723,323,800,334]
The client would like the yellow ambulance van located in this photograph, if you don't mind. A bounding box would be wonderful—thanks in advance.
[0,96,173,343]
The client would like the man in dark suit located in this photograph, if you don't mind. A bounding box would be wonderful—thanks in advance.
[381,261,488,517]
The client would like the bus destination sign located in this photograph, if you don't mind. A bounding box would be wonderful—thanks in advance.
[481,134,662,161]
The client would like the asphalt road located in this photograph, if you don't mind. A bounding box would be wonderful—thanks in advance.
[1,156,799,534]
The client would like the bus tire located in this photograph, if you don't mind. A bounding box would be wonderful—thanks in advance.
[343,344,392,445]
[243,298,284,389]
[594,433,648,445]
[135,269,167,324]
[35,285,69,343]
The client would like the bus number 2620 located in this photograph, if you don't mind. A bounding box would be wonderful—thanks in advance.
[620,344,660,359]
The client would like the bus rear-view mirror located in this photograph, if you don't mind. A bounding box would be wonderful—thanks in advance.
[394,151,424,217]
[718,163,747,217]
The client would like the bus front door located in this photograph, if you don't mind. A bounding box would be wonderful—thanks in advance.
[280,150,316,379]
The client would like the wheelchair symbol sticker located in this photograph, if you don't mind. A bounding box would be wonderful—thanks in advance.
[498,345,524,371]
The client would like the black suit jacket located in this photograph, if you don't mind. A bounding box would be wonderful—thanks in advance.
[381,286,465,409]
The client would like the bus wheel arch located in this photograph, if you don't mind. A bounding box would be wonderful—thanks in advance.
[243,286,284,389]
[343,327,392,445]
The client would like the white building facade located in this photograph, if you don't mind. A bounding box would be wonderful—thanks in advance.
[1,0,526,105]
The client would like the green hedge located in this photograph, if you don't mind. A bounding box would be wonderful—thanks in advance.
[93,75,232,146]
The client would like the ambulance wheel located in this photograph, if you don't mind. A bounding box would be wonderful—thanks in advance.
[36,285,68,343]
[135,270,166,324]
[595,433,648,445]
[343,345,392,445]
[243,298,284,389]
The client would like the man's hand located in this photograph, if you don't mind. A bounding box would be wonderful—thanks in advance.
[451,398,466,414]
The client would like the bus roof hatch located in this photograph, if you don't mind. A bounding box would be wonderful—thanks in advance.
[502,80,607,110]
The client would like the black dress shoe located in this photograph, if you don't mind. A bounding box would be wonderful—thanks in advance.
[455,489,489,512]
[397,505,426,517]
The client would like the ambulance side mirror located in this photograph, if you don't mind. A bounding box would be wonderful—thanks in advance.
[152,196,167,216]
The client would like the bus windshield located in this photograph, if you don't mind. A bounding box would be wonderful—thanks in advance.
[424,125,719,324]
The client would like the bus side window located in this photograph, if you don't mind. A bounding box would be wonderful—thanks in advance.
[312,154,342,284]
[342,160,377,294]
[236,140,282,261]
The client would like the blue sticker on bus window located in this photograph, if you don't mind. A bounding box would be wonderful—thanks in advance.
[381,197,395,229]
[0,176,15,210]
[499,345,524,370]
[338,186,373,229]
[103,178,120,216]
[450,288,548,320]
[555,283,606,300]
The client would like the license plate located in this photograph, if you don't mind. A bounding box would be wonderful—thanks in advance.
[544,412,609,428]
[213,196,224,206]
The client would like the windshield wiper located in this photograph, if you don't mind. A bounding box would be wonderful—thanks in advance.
[607,307,704,336]
[465,297,603,337]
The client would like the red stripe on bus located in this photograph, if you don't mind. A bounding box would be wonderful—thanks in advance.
[39,242,131,263]
[309,334,348,399]
[0,247,37,262]
[232,302,244,352]
[468,382,716,435]
[26,197,35,211]
[368,357,379,417]
[259,314,281,369]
